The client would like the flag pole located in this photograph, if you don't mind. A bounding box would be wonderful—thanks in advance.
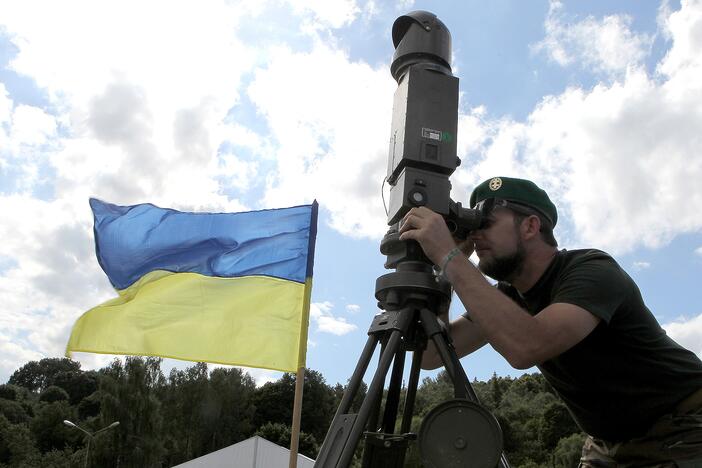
[290,201,318,468]
[289,365,305,468]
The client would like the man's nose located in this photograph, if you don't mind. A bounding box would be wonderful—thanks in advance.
[468,229,482,241]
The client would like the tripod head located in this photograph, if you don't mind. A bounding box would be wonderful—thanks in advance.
[385,11,484,240]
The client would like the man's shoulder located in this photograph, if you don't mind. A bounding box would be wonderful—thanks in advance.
[556,248,627,283]
[559,248,616,266]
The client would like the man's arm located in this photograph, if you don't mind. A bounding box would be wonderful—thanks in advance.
[401,207,600,369]
[445,256,600,368]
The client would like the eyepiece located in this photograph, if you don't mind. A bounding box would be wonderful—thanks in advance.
[391,11,452,82]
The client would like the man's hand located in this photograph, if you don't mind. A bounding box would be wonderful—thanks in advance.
[398,207,470,265]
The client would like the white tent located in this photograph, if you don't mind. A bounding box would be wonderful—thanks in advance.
[172,436,315,468]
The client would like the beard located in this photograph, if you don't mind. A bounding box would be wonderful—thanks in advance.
[477,239,526,282]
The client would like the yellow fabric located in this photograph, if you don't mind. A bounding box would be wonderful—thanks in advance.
[66,270,310,372]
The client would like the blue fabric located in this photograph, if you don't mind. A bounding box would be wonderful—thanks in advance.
[90,199,318,290]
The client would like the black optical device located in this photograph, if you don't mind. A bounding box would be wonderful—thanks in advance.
[315,11,510,468]
[386,11,483,239]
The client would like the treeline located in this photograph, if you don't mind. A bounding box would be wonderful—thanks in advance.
[0,357,584,467]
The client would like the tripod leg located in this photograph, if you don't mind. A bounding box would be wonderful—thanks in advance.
[381,347,406,434]
[315,334,378,467]
[400,346,423,434]
[419,308,475,400]
[364,339,388,434]
[337,335,378,415]
[337,327,405,467]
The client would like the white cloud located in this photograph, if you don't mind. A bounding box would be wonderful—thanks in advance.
[0,95,58,192]
[346,304,361,314]
[317,316,357,335]
[633,261,651,270]
[0,83,11,125]
[452,0,702,254]
[696,247,702,256]
[533,1,654,77]
[663,313,702,357]
[310,301,358,336]
[284,0,360,29]
[0,332,44,379]
[10,104,57,147]
[247,40,395,237]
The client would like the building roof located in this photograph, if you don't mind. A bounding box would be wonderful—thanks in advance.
[172,435,315,468]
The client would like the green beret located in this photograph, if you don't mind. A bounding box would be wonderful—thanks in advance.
[469,177,558,227]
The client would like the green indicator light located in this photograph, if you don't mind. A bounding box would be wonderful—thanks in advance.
[441,132,453,142]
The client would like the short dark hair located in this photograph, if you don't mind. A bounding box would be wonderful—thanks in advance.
[509,205,558,247]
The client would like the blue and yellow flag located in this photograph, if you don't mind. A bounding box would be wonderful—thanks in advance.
[66,199,318,372]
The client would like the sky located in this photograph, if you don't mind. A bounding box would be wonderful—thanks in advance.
[1,0,702,389]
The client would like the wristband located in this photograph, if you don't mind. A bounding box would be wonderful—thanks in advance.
[434,247,461,280]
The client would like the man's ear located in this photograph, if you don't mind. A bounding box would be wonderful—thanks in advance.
[521,215,541,240]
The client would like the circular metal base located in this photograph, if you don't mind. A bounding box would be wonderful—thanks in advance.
[419,399,503,468]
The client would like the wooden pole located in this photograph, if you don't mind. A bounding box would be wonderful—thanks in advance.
[291,204,316,468]
[289,366,305,468]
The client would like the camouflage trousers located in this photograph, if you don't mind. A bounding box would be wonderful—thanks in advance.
[579,388,702,468]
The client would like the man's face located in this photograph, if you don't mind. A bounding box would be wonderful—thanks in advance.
[469,207,526,282]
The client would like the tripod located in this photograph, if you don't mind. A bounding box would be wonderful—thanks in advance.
[314,233,510,468]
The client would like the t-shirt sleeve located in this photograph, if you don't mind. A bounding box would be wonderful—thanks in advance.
[552,256,630,324]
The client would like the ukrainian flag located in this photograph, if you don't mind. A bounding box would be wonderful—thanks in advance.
[66,199,318,373]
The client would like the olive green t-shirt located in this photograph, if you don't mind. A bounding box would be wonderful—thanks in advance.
[499,248,702,441]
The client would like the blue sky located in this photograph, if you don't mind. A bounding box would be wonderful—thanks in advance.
[1,0,701,387]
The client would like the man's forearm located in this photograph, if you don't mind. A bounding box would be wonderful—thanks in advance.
[444,255,543,369]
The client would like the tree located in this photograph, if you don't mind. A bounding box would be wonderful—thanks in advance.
[30,400,77,453]
[0,384,24,401]
[161,361,210,463]
[8,358,81,393]
[0,399,30,425]
[0,414,38,465]
[253,373,295,429]
[540,401,580,450]
[254,422,319,459]
[52,370,99,406]
[204,367,257,446]
[91,357,166,467]
[252,369,336,445]
[413,371,454,417]
[39,385,70,404]
[492,373,565,466]
[553,432,586,467]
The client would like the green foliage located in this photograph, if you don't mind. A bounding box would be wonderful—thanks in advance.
[254,422,319,459]
[540,401,580,450]
[39,386,69,404]
[52,370,98,406]
[0,399,29,425]
[413,370,454,417]
[91,356,166,467]
[9,358,81,393]
[0,384,23,401]
[30,400,77,453]
[252,369,336,444]
[77,392,101,420]
[0,414,38,465]
[553,432,586,468]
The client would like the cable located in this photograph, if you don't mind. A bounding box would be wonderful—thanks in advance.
[381,176,389,216]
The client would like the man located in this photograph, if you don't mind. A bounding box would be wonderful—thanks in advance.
[399,176,702,467]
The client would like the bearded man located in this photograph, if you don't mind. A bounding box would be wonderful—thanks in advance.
[399,176,702,467]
